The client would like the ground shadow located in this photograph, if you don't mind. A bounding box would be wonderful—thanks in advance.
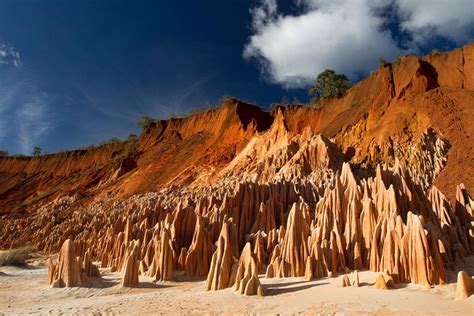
[83,277,119,289]
[359,282,374,287]
[9,263,43,270]
[173,272,206,283]
[138,282,174,289]
[264,279,309,288]
[394,283,408,289]
[264,281,329,296]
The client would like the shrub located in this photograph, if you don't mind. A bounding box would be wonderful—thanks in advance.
[378,57,390,67]
[394,55,403,66]
[0,150,8,157]
[137,115,155,130]
[127,133,138,141]
[309,97,323,109]
[0,245,36,266]
[349,100,359,108]
[99,137,122,146]
[33,147,41,157]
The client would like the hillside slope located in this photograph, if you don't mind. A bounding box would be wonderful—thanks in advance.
[1,44,473,300]
[1,43,473,217]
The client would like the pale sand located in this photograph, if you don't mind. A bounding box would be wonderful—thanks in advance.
[1,257,473,315]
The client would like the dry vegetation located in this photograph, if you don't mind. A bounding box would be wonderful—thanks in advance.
[0,245,35,266]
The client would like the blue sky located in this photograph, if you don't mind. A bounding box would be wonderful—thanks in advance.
[0,0,473,155]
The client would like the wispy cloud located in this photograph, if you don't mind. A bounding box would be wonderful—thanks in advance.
[15,92,53,154]
[0,75,55,154]
[0,42,21,67]
[150,72,218,119]
[173,73,217,107]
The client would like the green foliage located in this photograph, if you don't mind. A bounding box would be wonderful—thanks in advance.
[394,55,403,66]
[13,154,26,158]
[122,139,137,157]
[0,150,8,157]
[0,246,36,266]
[137,115,155,130]
[127,133,138,141]
[32,147,41,157]
[269,103,280,113]
[99,137,122,147]
[308,69,351,99]
[349,100,359,108]
[309,97,323,109]
[378,57,389,66]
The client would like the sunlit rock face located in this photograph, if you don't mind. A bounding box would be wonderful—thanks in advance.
[0,45,473,296]
[40,150,472,294]
[34,125,473,293]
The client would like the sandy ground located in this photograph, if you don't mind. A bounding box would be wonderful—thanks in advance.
[0,256,473,315]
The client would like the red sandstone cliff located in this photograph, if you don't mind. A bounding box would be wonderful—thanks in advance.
[0,43,473,216]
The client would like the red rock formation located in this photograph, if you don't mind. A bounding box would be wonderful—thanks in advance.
[267,202,310,277]
[149,229,174,282]
[48,239,83,287]
[206,221,237,291]
[185,217,214,278]
[341,275,351,287]
[455,271,473,300]
[121,241,140,287]
[234,243,265,296]
[0,45,472,298]
[352,270,360,287]
[374,274,388,290]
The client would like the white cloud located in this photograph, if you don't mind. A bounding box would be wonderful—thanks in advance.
[244,0,474,88]
[397,0,474,43]
[0,43,21,67]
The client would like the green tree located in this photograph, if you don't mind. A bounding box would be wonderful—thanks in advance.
[127,133,138,141]
[309,97,323,109]
[137,115,155,130]
[33,147,41,157]
[0,150,8,157]
[308,69,351,99]
[378,57,389,66]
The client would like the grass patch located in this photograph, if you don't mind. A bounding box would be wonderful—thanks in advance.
[0,245,36,267]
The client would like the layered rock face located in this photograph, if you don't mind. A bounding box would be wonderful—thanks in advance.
[0,45,473,296]
[48,239,100,287]
[455,271,474,300]
[37,155,472,293]
[36,143,472,293]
